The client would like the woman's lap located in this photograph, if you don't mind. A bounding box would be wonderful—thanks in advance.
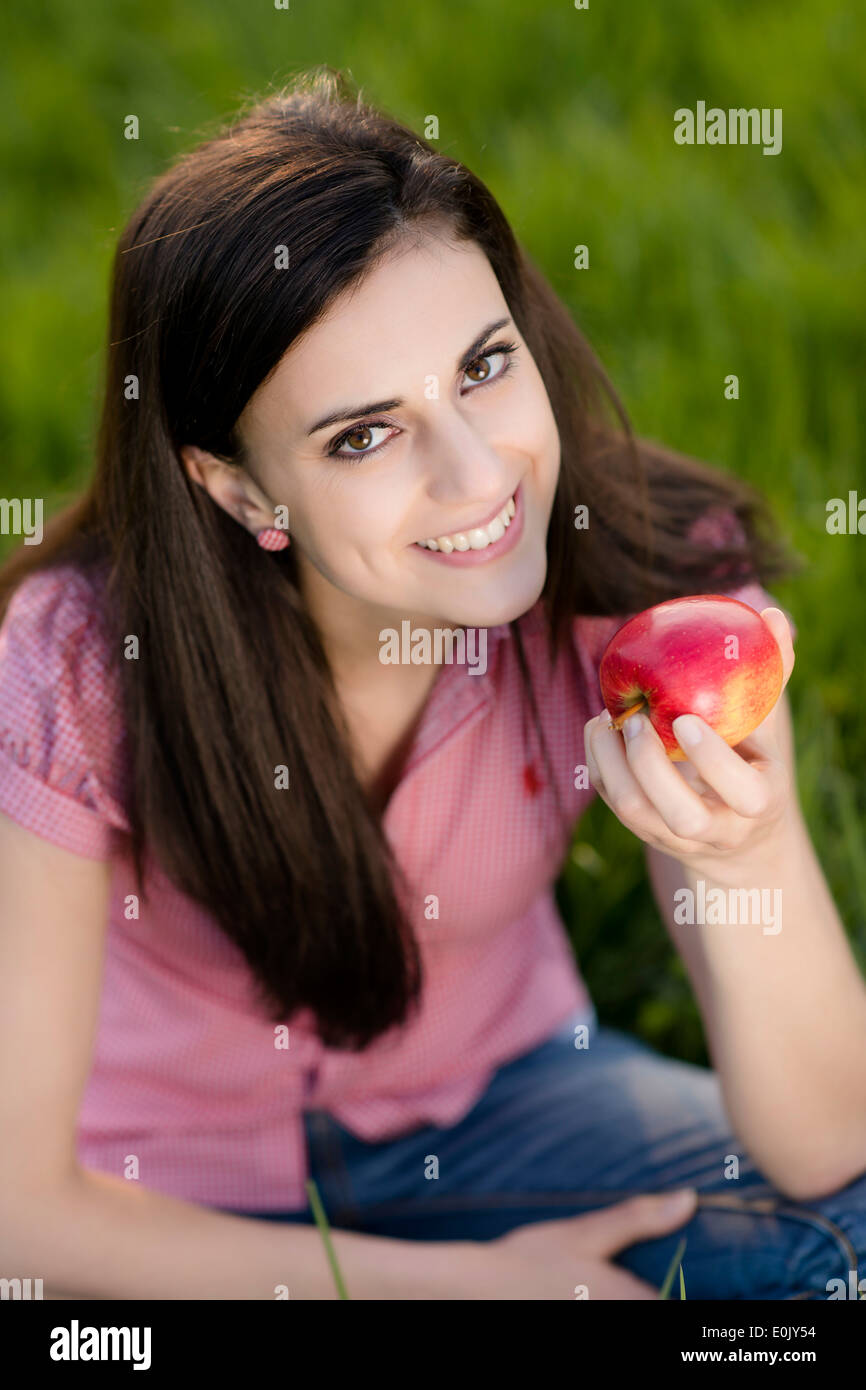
[222,1009,866,1299]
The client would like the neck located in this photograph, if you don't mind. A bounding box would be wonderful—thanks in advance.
[295,552,452,684]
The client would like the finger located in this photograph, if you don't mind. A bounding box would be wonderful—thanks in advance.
[760,607,795,690]
[584,715,607,795]
[619,712,715,840]
[671,714,773,818]
[574,1190,699,1259]
[590,716,689,840]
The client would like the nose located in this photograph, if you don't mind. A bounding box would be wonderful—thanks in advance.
[423,401,509,509]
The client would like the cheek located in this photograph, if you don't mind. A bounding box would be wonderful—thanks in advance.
[302,482,410,565]
[514,372,560,467]
[522,406,561,511]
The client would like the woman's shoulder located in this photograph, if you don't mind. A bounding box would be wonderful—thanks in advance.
[0,560,130,857]
[0,560,122,714]
[571,505,797,671]
[570,585,796,683]
[1,559,112,656]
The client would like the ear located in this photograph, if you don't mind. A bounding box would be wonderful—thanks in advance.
[180,444,273,536]
[180,444,212,489]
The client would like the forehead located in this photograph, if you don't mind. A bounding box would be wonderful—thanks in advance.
[241,232,506,437]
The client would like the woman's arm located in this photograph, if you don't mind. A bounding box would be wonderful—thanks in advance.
[0,809,458,1300]
[5,1168,457,1301]
[645,785,866,1203]
[585,610,866,1202]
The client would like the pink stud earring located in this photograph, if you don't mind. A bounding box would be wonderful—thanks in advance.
[256,527,290,551]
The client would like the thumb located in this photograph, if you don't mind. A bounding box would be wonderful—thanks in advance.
[760,606,795,690]
[577,1190,698,1257]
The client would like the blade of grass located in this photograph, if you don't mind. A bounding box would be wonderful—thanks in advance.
[305,1178,351,1300]
[679,1263,686,1300]
[658,1236,687,1300]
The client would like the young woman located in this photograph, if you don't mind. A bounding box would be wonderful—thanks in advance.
[1,67,865,1302]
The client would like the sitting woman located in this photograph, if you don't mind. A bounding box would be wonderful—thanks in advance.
[1,66,864,1301]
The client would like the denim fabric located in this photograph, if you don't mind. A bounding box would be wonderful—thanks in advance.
[217,1007,866,1299]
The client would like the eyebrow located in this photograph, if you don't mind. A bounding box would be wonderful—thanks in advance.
[304,317,514,436]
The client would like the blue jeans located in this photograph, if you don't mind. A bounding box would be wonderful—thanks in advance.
[219,1008,866,1299]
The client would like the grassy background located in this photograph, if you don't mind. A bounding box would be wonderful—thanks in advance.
[2,0,864,1066]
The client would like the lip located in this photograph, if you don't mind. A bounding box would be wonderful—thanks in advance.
[411,482,525,568]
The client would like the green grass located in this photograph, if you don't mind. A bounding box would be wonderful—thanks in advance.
[306,1180,350,1299]
[2,0,864,1065]
[308,1171,688,1300]
[658,1238,688,1301]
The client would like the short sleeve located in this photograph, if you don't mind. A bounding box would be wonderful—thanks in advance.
[572,506,797,708]
[687,507,798,644]
[0,565,130,859]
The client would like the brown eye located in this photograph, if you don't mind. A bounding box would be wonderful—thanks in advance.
[327,419,396,460]
[344,426,373,450]
[465,356,492,382]
[461,343,519,391]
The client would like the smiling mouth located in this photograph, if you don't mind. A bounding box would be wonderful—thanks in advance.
[414,492,517,554]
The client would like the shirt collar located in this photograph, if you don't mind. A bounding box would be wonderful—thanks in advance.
[397,619,513,783]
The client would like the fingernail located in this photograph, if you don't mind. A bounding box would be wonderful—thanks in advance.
[659,1188,697,1217]
[622,713,644,741]
[672,715,702,747]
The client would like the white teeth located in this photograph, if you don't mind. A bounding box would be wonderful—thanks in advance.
[417,493,515,552]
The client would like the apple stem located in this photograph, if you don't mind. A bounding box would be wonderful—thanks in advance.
[611,698,647,731]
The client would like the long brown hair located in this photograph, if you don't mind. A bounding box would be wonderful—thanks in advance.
[0,66,798,1049]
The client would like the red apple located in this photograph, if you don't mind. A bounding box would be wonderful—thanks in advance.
[598,594,784,761]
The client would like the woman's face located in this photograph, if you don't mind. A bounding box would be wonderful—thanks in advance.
[234,229,561,646]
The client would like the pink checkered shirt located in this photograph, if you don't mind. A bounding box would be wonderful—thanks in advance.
[0,543,786,1210]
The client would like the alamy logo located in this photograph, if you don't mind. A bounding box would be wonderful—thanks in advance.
[379,621,488,675]
[674,102,782,156]
[0,1276,43,1298]
[0,497,43,544]
[674,880,782,935]
[49,1320,152,1371]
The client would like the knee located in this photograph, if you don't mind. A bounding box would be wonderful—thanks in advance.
[778,1200,864,1300]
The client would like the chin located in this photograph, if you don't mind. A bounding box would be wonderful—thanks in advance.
[450,558,548,631]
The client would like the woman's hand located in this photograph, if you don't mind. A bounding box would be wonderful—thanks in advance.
[583,608,796,869]
[445,1190,698,1300]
